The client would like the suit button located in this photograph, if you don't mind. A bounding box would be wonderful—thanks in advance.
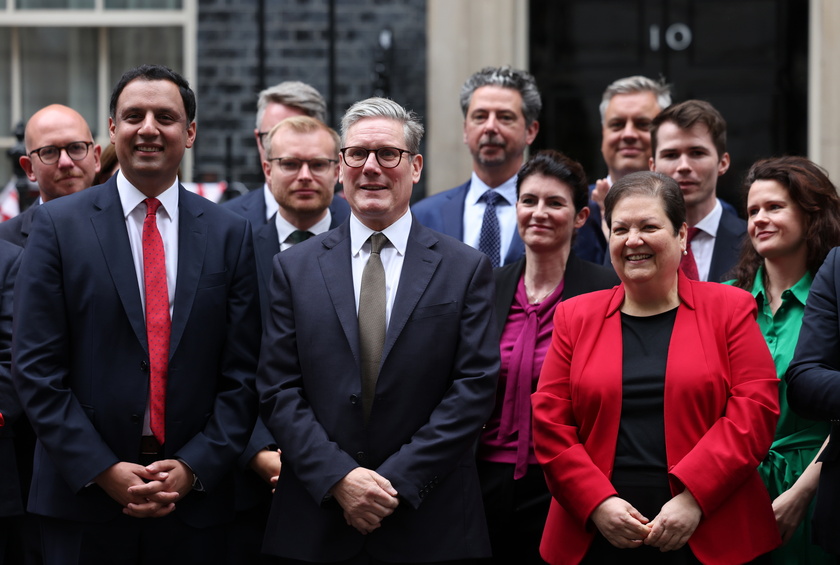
[130,414,141,424]
[140,361,149,372]
[349,394,359,405]
[356,451,367,464]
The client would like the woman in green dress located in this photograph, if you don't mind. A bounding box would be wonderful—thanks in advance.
[728,156,840,564]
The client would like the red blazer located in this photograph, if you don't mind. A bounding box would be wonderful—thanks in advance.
[532,274,781,565]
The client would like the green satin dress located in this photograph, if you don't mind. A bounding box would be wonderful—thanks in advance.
[732,269,833,564]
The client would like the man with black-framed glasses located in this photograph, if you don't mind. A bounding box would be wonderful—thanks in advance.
[0,104,101,248]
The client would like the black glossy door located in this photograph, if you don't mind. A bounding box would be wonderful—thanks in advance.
[529,0,808,208]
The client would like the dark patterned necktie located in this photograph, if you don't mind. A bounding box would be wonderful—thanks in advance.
[288,229,314,244]
[479,190,504,267]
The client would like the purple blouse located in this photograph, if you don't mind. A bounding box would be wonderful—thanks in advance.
[478,274,564,479]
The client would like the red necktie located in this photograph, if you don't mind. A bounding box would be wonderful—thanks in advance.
[143,198,171,445]
[680,226,700,280]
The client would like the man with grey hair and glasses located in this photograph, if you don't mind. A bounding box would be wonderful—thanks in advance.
[413,66,541,268]
[224,81,350,233]
[258,97,499,564]
[573,75,671,263]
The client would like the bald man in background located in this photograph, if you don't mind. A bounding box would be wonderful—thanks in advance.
[0,104,101,247]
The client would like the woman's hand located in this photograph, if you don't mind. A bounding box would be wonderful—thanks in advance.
[645,490,702,551]
[591,496,651,548]
[772,486,810,545]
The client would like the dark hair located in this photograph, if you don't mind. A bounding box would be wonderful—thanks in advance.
[604,171,685,235]
[109,64,196,123]
[460,66,542,126]
[651,100,727,159]
[516,150,589,213]
[730,156,840,289]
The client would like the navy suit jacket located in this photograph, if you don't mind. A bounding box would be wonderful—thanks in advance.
[222,185,351,235]
[708,208,747,283]
[12,177,261,527]
[412,179,524,266]
[257,217,499,562]
[0,202,37,248]
[0,240,23,518]
[786,247,840,555]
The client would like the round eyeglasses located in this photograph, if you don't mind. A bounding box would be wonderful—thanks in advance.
[340,146,414,169]
[28,141,93,165]
[267,157,338,175]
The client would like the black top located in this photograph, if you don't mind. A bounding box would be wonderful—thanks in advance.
[613,307,678,484]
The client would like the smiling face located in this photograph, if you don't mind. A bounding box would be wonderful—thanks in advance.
[747,179,807,262]
[463,85,539,180]
[20,105,101,201]
[609,194,686,287]
[601,91,661,181]
[263,126,338,229]
[651,121,729,222]
[339,117,422,231]
[517,173,588,254]
[109,78,196,197]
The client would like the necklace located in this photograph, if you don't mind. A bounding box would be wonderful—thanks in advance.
[526,280,559,304]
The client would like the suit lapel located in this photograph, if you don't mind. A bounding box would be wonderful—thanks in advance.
[318,225,361,364]
[382,222,441,363]
[90,180,148,350]
[170,187,207,356]
[441,182,468,240]
[255,219,280,292]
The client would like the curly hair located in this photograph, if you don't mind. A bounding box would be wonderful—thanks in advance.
[729,156,840,290]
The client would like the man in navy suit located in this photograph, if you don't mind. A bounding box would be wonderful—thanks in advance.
[412,66,540,267]
[0,104,101,247]
[258,98,499,563]
[12,65,260,564]
[0,240,22,565]
[573,76,671,264]
[223,81,350,235]
[649,99,745,282]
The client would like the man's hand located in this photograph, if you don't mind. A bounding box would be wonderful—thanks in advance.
[645,490,702,551]
[249,449,282,486]
[94,461,173,517]
[330,467,399,535]
[123,459,194,518]
[590,496,651,548]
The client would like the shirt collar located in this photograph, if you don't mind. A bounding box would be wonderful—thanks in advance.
[275,208,332,243]
[263,183,279,220]
[466,172,518,207]
[750,265,814,306]
[349,209,412,256]
[117,170,179,221]
[693,198,723,237]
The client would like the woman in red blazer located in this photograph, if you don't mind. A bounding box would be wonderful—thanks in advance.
[533,171,781,564]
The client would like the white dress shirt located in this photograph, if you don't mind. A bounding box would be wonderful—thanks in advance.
[263,183,279,221]
[349,210,411,330]
[690,199,723,282]
[276,209,332,251]
[463,172,517,265]
[117,170,180,435]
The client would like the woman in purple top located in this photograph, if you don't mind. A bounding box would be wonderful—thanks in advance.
[478,150,619,564]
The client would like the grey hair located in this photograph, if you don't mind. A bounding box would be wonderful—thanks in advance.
[340,97,424,154]
[459,66,542,126]
[255,81,327,128]
[598,76,672,124]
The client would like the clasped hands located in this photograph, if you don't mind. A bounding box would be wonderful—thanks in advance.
[330,467,399,535]
[94,459,193,518]
[591,491,702,552]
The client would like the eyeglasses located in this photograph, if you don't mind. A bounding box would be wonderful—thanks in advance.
[267,157,338,175]
[28,141,93,165]
[257,131,271,147]
[340,146,414,169]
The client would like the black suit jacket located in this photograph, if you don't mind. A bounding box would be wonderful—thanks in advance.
[786,247,840,554]
[12,177,261,527]
[0,202,37,248]
[0,240,23,518]
[493,253,619,337]
[258,217,498,562]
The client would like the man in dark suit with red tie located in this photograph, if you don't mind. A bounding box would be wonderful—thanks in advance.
[258,97,499,564]
[12,65,260,564]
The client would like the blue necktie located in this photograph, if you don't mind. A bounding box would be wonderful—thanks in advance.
[479,190,504,267]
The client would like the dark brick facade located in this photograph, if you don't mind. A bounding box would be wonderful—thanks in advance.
[195,0,427,195]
